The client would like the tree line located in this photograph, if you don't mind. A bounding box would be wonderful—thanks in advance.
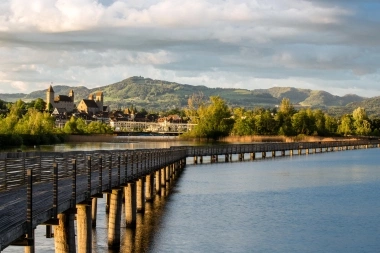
[0,99,112,147]
[183,95,380,139]
[0,95,378,147]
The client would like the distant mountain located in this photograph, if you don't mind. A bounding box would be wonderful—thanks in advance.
[0,93,27,102]
[346,96,380,117]
[0,76,368,115]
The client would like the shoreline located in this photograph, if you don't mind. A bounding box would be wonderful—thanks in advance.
[66,134,364,144]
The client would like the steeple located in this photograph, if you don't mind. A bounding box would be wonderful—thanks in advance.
[46,83,55,111]
[69,89,74,102]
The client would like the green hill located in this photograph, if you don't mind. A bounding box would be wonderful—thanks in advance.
[0,76,368,115]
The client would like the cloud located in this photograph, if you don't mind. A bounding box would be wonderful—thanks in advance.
[0,0,379,98]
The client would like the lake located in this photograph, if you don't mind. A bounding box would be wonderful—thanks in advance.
[3,145,380,252]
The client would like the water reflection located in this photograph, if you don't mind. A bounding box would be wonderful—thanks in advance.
[5,140,203,152]
[119,196,168,253]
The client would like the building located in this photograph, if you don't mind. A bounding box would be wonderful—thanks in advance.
[77,91,105,115]
[46,85,75,113]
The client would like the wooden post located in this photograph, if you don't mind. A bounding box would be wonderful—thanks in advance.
[136,177,145,213]
[54,210,76,253]
[25,169,34,253]
[108,189,122,249]
[98,156,103,194]
[91,198,97,228]
[76,203,92,253]
[87,156,91,200]
[155,169,161,195]
[70,159,76,206]
[125,182,137,228]
[145,173,154,202]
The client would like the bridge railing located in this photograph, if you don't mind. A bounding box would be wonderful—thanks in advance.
[183,140,379,157]
[0,148,187,192]
[0,140,378,192]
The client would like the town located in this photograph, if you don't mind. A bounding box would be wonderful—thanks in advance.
[46,85,195,134]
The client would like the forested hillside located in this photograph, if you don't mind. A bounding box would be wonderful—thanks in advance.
[0,76,370,115]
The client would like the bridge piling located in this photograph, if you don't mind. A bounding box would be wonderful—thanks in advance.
[108,189,122,249]
[91,198,97,228]
[145,173,154,202]
[54,210,76,253]
[155,170,161,195]
[124,183,137,228]
[136,177,145,213]
[76,203,92,253]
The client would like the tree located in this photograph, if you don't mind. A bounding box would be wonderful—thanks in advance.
[28,98,46,112]
[231,108,255,136]
[276,98,296,136]
[352,107,371,135]
[337,114,354,136]
[254,109,277,135]
[291,109,317,135]
[185,96,233,139]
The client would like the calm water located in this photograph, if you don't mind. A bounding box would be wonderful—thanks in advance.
[4,147,380,252]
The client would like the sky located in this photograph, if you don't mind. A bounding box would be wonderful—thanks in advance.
[0,0,380,97]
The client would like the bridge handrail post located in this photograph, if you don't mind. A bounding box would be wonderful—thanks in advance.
[53,162,58,219]
[26,168,33,243]
[123,153,127,184]
[71,159,77,208]
[108,156,112,191]
[131,152,135,180]
[87,156,92,200]
[99,156,103,193]
[117,155,121,186]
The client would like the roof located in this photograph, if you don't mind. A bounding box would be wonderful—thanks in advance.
[54,95,72,102]
[80,99,100,108]
[47,85,54,92]
[52,108,67,115]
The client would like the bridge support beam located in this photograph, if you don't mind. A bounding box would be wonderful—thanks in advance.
[155,170,161,195]
[165,166,170,184]
[272,151,276,157]
[54,210,76,253]
[250,153,255,160]
[124,183,136,228]
[281,150,285,156]
[225,154,229,162]
[199,156,203,164]
[105,193,111,214]
[262,152,266,158]
[108,189,122,249]
[161,167,166,189]
[76,203,92,253]
[306,149,309,155]
[194,156,197,164]
[290,150,293,156]
[91,198,97,228]
[137,177,145,213]
[145,173,154,202]
[24,232,35,253]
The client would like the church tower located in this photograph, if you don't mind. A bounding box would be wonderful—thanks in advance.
[69,89,74,102]
[95,91,104,111]
[46,85,55,111]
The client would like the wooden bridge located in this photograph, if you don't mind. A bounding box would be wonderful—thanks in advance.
[0,140,379,252]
